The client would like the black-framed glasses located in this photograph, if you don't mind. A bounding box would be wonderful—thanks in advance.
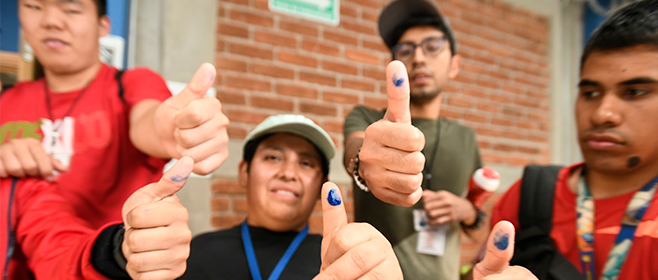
[392,36,448,62]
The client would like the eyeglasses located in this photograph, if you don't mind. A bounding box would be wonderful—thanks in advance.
[392,36,448,62]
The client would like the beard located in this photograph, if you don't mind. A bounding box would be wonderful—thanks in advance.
[410,87,441,105]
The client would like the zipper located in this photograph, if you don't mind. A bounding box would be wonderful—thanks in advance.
[3,179,17,280]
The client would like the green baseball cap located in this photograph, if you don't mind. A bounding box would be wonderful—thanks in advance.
[242,114,336,162]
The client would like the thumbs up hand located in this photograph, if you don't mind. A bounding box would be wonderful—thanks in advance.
[473,221,537,280]
[314,182,402,280]
[154,63,229,175]
[121,156,194,280]
[358,61,425,207]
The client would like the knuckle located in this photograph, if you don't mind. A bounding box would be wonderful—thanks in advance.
[125,232,141,251]
[126,255,145,272]
[348,249,369,271]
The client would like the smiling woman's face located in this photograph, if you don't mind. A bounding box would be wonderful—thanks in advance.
[240,133,325,231]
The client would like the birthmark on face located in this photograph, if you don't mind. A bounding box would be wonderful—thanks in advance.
[392,73,405,87]
[493,230,510,251]
[170,175,189,182]
[327,189,342,206]
[628,156,641,168]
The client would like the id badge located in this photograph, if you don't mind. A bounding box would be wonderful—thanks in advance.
[413,209,448,256]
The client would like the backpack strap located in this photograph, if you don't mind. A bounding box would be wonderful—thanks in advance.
[519,165,562,233]
[115,70,126,104]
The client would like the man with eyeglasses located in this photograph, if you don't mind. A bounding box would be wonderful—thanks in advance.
[342,0,487,279]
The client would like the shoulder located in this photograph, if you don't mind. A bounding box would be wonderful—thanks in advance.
[441,118,476,136]
[1,80,43,101]
[347,105,385,121]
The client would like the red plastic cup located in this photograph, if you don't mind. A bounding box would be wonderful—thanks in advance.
[467,167,500,209]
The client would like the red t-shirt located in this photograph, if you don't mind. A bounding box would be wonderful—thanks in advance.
[0,64,171,228]
[492,163,658,279]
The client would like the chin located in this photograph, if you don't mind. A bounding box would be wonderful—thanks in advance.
[583,153,634,174]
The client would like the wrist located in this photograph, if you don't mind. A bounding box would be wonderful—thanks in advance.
[351,148,369,192]
[461,200,478,225]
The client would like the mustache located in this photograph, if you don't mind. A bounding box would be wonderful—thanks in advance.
[581,127,629,139]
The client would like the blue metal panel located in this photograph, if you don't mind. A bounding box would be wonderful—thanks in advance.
[583,0,609,46]
[107,0,130,38]
[0,0,20,52]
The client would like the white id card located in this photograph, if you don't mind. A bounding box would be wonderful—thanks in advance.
[413,209,448,256]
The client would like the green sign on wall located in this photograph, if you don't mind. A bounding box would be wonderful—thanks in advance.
[269,0,340,26]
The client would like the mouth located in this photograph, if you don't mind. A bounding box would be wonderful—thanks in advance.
[410,72,432,84]
[43,38,69,49]
[270,187,300,200]
[582,133,625,150]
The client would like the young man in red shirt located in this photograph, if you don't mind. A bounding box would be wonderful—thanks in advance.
[491,1,658,279]
[0,157,195,280]
[0,0,229,228]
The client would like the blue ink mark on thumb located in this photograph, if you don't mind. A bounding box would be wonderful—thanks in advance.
[392,73,405,87]
[493,230,510,251]
[170,175,189,182]
[327,189,342,206]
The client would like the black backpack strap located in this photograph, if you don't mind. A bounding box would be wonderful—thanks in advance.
[115,70,126,103]
[511,165,584,280]
[519,165,562,233]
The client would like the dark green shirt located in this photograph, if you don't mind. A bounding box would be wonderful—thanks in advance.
[344,105,482,280]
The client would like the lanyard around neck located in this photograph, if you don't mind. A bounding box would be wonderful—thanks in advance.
[422,118,441,190]
[241,221,309,280]
[576,173,658,280]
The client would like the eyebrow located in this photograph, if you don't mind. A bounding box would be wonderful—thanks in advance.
[57,0,83,4]
[261,146,320,161]
[619,77,658,86]
[578,79,599,87]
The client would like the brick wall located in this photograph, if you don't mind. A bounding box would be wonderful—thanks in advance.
[212,0,551,265]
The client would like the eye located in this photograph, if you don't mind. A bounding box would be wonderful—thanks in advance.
[423,38,445,54]
[65,9,82,14]
[24,4,42,10]
[264,154,280,161]
[394,44,415,59]
[579,88,600,99]
[623,88,649,98]
[300,160,315,168]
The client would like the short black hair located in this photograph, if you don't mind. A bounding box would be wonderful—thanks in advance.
[581,0,658,67]
[243,134,330,178]
[93,0,107,17]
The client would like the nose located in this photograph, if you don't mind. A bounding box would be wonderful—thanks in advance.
[590,93,623,128]
[277,159,298,181]
[411,45,427,67]
[41,5,65,30]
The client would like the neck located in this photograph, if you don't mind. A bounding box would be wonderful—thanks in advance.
[44,61,102,93]
[409,94,442,120]
[246,215,307,232]
[584,164,658,199]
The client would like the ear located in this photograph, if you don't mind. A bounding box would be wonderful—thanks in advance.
[448,54,462,80]
[238,160,249,188]
[99,15,111,37]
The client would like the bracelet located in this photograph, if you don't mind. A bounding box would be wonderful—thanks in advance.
[112,225,128,270]
[352,148,370,192]
[462,209,486,230]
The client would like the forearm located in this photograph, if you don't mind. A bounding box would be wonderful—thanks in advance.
[343,132,365,174]
[129,100,170,159]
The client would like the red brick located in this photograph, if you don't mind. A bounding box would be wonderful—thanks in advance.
[490,93,512,103]
[252,63,295,79]
[477,79,500,89]
[517,120,538,130]
[341,21,376,35]
[277,84,319,99]
[481,153,504,164]
[493,144,515,152]
[322,60,358,75]
[342,79,375,91]
[217,90,246,105]
[462,88,487,98]
[489,46,511,57]
[447,96,473,108]
[300,71,336,86]
[477,103,499,113]
[464,113,487,123]
[251,95,294,111]
[212,197,229,211]
[212,215,246,229]
[346,0,379,9]
[230,10,273,27]
[229,43,273,59]
[300,102,338,117]
[212,179,246,194]
[324,120,345,133]
[518,146,540,155]
[463,12,488,26]
[280,21,318,36]
[324,31,358,46]
[492,118,514,127]
[222,0,248,5]
[502,84,524,95]
[216,57,247,72]
[216,39,225,51]
[441,108,461,119]
[227,125,248,139]
[460,37,487,51]
[503,108,524,117]
[254,31,297,48]
[507,156,529,166]
[361,10,378,22]
[340,4,358,18]
[462,64,488,75]
[218,23,249,38]
[361,69,383,81]
[364,96,387,109]
[503,131,526,140]
[363,39,389,53]
[279,51,318,68]
[226,76,271,91]
[528,112,549,121]
[226,109,270,124]
[476,127,502,137]
[515,98,540,109]
[302,40,340,57]
[345,49,380,66]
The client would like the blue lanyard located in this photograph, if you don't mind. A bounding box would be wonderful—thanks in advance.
[241,221,309,280]
[576,175,658,280]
